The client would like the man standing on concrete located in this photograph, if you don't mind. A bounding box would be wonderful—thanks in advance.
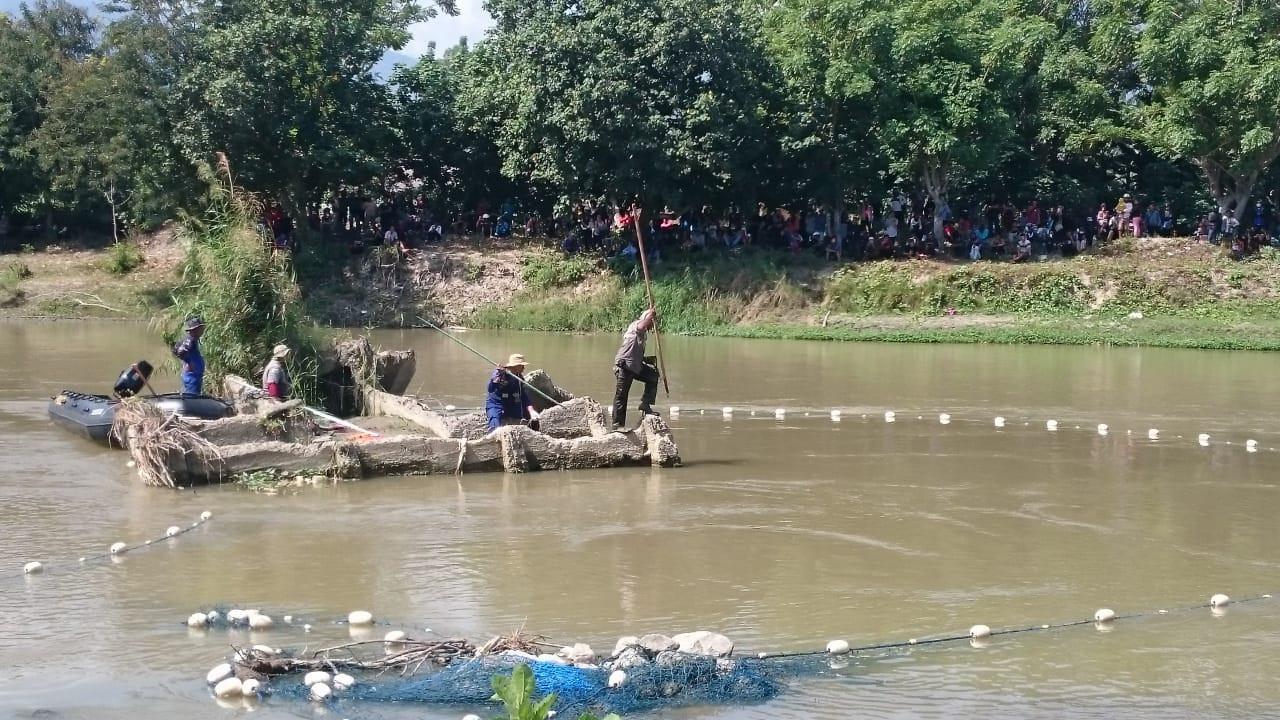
[612,308,660,429]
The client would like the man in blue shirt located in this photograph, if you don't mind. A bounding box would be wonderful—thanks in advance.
[486,354,538,432]
[172,316,206,396]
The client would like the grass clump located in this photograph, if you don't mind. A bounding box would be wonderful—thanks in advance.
[103,240,145,274]
[160,187,322,403]
[0,262,32,307]
[520,253,597,290]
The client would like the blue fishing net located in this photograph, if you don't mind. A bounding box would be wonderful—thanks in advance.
[273,653,830,716]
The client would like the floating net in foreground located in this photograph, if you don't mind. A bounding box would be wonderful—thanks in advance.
[273,653,829,717]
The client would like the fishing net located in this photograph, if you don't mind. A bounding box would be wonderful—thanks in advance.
[272,653,831,716]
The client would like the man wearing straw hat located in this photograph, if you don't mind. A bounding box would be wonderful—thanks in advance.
[171,316,206,396]
[262,344,292,400]
[486,354,539,432]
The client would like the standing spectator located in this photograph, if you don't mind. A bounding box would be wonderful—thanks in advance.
[1207,207,1222,244]
[1223,209,1240,242]
[1144,204,1163,236]
[1024,200,1042,229]
[1161,203,1174,235]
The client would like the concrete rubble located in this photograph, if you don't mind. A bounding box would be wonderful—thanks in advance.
[125,337,680,485]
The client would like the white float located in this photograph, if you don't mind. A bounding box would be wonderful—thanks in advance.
[721,406,734,416]
[303,624,312,632]
[213,677,243,698]
[830,410,842,421]
[1046,420,1058,431]
[464,715,482,720]
[884,411,896,423]
[251,645,278,656]
[1097,424,1109,435]
[1210,593,1231,608]
[537,653,570,666]
[109,542,128,555]
[1246,439,1259,452]
[608,670,627,689]
[969,624,992,639]
[670,406,681,415]
[200,510,213,521]
[348,610,375,626]
[304,671,331,687]
[248,614,273,630]
[445,404,457,412]
[283,615,293,624]
[775,408,786,420]
[939,413,951,425]
[385,630,408,648]
[23,561,43,574]
[1198,434,1211,446]
[206,610,220,624]
[241,678,261,696]
[333,673,355,691]
[994,416,1005,428]
[227,609,248,624]
[1148,428,1160,440]
[1094,608,1117,623]
[188,612,209,628]
[206,663,234,684]
[310,682,332,701]
[166,525,181,538]
[825,639,851,655]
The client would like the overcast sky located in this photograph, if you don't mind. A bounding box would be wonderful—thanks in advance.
[0,0,493,57]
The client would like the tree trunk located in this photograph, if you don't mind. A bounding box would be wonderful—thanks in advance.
[921,160,949,242]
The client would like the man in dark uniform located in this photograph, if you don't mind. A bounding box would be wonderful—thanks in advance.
[486,354,538,432]
[612,308,660,429]
[172,316,206,396]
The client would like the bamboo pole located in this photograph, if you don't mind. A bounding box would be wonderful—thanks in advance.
[631,210,670,397]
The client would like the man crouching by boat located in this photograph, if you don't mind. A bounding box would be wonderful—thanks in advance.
[486,354,539,432]
[612,308,660,429]
[262,344,292,399]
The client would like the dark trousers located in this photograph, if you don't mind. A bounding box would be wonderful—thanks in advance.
[613,362,659,427]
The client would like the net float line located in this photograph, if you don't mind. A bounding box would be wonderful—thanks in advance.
[11,511,216,582]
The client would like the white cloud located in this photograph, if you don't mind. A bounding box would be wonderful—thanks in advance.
[405,0,493,56]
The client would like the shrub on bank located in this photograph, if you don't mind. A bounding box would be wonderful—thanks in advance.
[103,240,145,274]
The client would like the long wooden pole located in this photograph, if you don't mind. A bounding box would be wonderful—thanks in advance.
[631,212,671,397]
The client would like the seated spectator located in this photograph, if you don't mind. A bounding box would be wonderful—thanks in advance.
[991,233,1008,257]
[1012,234,1032,263]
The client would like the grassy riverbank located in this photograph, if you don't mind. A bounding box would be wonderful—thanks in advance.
[5,233,1280,351]
[471,238,1280,351]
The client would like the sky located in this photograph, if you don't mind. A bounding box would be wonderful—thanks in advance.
[0,0,494,58]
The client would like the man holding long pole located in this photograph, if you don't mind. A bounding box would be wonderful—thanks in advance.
[612,307,661,430]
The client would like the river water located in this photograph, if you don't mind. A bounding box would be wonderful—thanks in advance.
[2,320,1280,719]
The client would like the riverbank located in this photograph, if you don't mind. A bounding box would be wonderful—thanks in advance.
[5,233,1280,350]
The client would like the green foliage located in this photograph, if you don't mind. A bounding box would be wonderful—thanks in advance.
[490,664,557,720]
[0,261,32,306]
[103,240,145,274]
[520,254,597,290]
[161,188,322,403]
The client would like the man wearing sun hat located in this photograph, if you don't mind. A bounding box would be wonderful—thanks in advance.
[171,315,206,396]
[485,353,539,432]
[262,344,292,400]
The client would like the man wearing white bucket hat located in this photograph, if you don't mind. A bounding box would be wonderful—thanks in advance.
[262,344,292,399]
[485,354,539,432]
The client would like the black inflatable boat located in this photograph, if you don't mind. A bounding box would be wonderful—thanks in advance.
[48,391,233,445]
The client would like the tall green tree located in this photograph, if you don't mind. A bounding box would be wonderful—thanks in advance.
[1103,0,1280,215]
[473,0,780,210]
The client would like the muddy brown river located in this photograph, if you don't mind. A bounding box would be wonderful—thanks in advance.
[3,320,1280,719]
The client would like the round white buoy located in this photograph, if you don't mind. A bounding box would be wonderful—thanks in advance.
[1210,593,1231,608]
[348,610,375,626]
[227,609,248,624]
[251,645,278,656]
[200,510,213,521]
[939,413,951,425]
[191,522,199,528]
[188,612,209,628]
[825,639,851,655]
[213,677,243,699]
[464,715,482,720]
[444,404,457,412]
[775,408,786,420]
[969,624,992,639]
[303,624,312,632]
[1148,428,1160,440]
[384,630,407,648]
[23,561,43,574]
[207,663,234,685]
[1246,439,1259,453]
[333,673,355,691]
[994,416,1005,428]
[241,678,262,696]
[1094,608,1117,623]
[885,411,896,423]
[304,671,331,687]
[1098,424,1109,435]
[1198,434,1211,446]
[126,460,136,468]
[830,410,842,422]
[722,406,734,416]
[248,614,273,630]
[206,610,220,624]
[310,682,332,702]
[670,406,681,415]
[78,557,86,563]
[608,670,627,689]
[109,542,128,555]
[166,525,181,538]
[1046,420,1058,431]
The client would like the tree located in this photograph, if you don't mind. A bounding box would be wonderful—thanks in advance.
[1109,0,1280,215]
[472,0,780,210]
[170,0,454,215]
